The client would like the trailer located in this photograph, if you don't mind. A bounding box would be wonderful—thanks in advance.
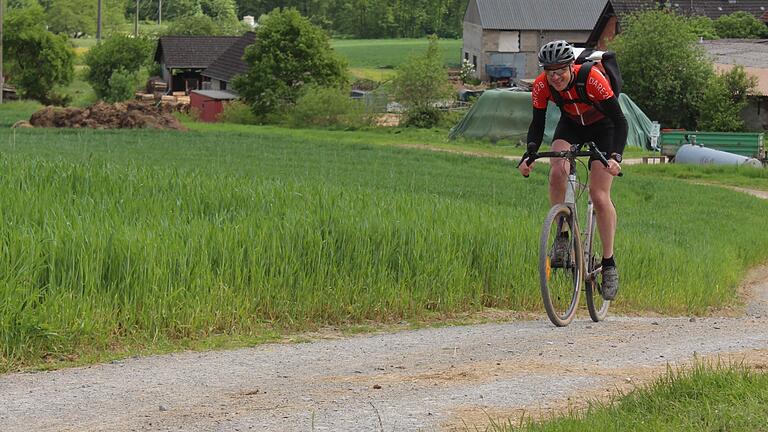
[660,130,765,164]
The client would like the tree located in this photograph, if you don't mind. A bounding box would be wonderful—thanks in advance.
[698,66,758,132]
[163,14,243,35]
[44,0,126,38]
[84,34,153,100]
[392,35,452,127]
[609,10,713,129]
[231,0,469,38]
[3,5,75,104]
[714,11,768,39]
[233,8,348,120]
[46,0,95,37]
[201,0,238,22]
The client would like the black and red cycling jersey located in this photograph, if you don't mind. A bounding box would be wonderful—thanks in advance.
[527,63,628,156]
[531,63,614,126]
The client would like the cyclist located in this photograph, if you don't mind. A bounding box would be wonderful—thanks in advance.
[519,40,627,301]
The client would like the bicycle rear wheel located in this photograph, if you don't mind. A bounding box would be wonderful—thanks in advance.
[539,204,582,327]
[585,209,610,322]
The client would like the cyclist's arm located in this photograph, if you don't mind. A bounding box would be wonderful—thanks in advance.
[599,97,628,156]
[526,74,550,153]
[526,108,547,152]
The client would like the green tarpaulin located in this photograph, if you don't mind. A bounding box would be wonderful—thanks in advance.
[449,89,654,149]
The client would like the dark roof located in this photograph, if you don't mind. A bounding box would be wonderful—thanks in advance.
[609,0,768,20]
[201,32,257,82]
[191,90,239,100]
[469,0,608,30]
[154,36,241,69]
[607,0,659,16]
[702,38,768,68]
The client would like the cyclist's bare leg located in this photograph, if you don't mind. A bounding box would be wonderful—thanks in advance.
[548,139,571,205]
[589,160,616,258]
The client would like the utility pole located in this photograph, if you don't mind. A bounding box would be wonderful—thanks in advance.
[158,0,162,26]
[0,0,4,105]
[96,0,102,40]
[134,0,139,37]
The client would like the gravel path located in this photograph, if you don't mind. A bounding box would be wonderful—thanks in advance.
[2,192,768,432]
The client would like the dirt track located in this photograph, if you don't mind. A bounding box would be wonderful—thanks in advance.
[1,189,767,432]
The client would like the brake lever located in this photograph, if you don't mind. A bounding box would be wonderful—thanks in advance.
[592,146,624,178]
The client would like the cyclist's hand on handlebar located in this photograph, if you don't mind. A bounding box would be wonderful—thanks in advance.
[518,142,539,177]
[518,158,535,177]
[607,159,622,177]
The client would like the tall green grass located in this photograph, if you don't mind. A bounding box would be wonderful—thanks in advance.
[0,123,767,370]
[0,153,540,369]
[496,362,768,431]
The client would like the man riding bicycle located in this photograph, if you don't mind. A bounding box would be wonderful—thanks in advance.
[519,40,627,301]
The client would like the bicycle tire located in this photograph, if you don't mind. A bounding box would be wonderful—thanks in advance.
[539,204,582,327]
[585,209,610,322]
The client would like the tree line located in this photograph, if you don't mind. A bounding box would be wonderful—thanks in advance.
[6,0,469,39]
[232,0,469,38]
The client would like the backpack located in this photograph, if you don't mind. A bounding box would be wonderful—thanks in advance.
[548,49,623,114]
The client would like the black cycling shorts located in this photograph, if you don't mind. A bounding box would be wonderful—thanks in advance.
[553,117,615,166]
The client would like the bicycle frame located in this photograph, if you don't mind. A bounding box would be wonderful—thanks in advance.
[520,141,619,325]
[539,143,602,278]
[559,155,599,284]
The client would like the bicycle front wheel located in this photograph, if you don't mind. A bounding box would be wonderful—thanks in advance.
[585,209,610,322]
[539,204,583,327]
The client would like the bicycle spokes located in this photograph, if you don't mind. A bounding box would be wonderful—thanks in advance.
[540,205,582,327]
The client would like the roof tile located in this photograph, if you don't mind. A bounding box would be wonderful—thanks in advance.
[155,36,241,69]
[201,32,257,82]
[474,0,607,30]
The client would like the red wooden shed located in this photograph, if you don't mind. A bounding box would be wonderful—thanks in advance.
[189,90,238,122]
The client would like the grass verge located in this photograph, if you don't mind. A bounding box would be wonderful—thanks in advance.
[492,361,768,432]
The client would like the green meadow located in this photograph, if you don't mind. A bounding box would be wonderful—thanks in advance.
[331,38,463,69]
[1,102,768,371]
[332,37,462,81]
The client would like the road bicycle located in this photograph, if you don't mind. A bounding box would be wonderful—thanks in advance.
[519,142,621,327]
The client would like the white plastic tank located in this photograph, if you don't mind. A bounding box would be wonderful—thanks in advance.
[675,144,763,168]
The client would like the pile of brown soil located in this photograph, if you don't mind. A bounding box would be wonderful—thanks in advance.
[28,102,187,130]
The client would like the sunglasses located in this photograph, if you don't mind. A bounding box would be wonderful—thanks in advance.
[544,65,570,78]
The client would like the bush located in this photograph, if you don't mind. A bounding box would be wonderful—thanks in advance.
[714,11,768,39]
[459,59,477,84]
[686,16,719,40]
[392,35,453,128]
[104,68,139,103]
[402,105,441,128]
[290,86,371,129]
[698,66,757,132]
[218,100,258,124]
[84,34,153,100]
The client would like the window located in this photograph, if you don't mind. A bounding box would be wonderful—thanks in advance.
[465,52,469,61]
[472,55,477,69]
